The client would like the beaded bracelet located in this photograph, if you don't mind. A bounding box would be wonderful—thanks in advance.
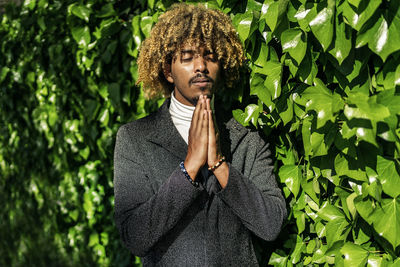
[179,161,199,187]
[208,156,226,171]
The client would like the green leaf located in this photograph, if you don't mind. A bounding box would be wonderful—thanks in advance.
[0,67,10,83]
[347,0,362,8]
[340,242,368,267]
[325,217,350,248]
[269,252,288,266]
[261,0,289,32]
[371,198,400,249]
[342,0,381,31]
[233,104,260,127]
[281,28,307,65]
[234,12,253,42]
[250,73,273,110]
[310,132,328,156]
[376,156,400,198]
[278,165,301,197]
[309,0,335,51]
[376,90,400,116]
[318,202,345,221]
[345,92,390,122]
[71,26,91,47]
[89,232,99,247]
[297,51,318,85]
[356,13,400,62]
[291,235,306,264]
[354,196,375,224]
[367,254,385,267]
[254,61,282,100]
[97,3,116,18]
[140,16,153,38]
[334,153,367,182]
[328,15,352,65]
[294,3,318,32]
[302,80,343,128]
[69,4,92,22]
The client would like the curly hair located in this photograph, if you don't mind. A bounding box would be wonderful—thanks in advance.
[137,3,245,99]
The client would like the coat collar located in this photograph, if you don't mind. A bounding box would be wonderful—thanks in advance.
[145,98,248,161]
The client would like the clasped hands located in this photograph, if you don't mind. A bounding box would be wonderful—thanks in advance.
[184,95,229,187]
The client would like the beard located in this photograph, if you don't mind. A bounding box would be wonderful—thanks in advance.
[191,92,212,106]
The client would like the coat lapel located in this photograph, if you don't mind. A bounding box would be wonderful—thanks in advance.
[145,99,188,161]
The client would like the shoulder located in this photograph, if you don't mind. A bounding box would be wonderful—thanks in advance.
[225,117,267,146]
[117,98,170,141]
[117,112,158,140]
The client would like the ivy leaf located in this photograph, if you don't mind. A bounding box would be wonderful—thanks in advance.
[340,242,368,267]
[308,0,335,51]
[370,197,400,249]
[325,217,350,248]
[296,51,318,85]
[69,4,92,22]
[335,153,367,181]
[342,0,381,31]
[250,73,273,110]
[302,79,343,128]
[356,12,400,62]
[310,132,328,156]
[108,83,120,109]
[318,202,345,221]
[233,12,253,42]
[278,165,301,197]
[140,16,153,38]
[232,104,260,127]
[281,28,307,65]
[376,156,400,198]
[254,60,282,100]
[345,92,390,122]
[347,0,362,8]
[260,0,289,32]
[97,3,116,18]
[376,89,400,115]
[71,26,91,47]
[354,196,375,224]
[291,235,306,264]
[328,15,352,65]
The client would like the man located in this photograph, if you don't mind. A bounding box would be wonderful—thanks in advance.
[114,3,286,266]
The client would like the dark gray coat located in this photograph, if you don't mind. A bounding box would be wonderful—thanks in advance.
[114,99,286,266]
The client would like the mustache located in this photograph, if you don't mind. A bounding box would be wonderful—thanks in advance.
[189,74,214,85]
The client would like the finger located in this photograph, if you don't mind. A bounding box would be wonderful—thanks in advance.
[191,95,202,130]
[201,109,208,137]
[206,97,211,111]
[196,96,206,135]
[207,110,218,163]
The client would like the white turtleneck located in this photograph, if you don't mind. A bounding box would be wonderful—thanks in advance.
[169,91,195,144]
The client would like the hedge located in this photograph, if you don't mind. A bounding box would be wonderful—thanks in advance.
[1,0,399,266]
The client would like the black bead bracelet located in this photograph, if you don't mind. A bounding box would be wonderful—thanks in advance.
[179,161,199,187]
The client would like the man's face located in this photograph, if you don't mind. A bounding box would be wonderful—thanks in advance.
[166,43,221,106]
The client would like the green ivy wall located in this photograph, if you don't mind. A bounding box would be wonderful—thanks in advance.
[1,0,399,266]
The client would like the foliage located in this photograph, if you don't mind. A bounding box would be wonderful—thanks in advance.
[1,0,400,266]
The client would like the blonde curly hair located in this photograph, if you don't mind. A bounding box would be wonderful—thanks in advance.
[137,3,245,98]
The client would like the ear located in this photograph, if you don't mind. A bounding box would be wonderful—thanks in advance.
[163,62,174,84]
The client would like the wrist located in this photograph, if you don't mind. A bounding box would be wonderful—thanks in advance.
[208,155,226,171]
[180,161,199,187]
[183,159,201,180]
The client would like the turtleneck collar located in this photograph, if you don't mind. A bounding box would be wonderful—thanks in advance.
[169,91,195,144]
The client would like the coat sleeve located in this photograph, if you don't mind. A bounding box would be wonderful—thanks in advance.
[113,125,204,256]
[216,133,287,241]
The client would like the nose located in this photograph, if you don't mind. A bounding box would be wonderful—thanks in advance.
[194,56,208,73]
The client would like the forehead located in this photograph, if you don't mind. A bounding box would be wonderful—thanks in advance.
[177,39,213,53]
